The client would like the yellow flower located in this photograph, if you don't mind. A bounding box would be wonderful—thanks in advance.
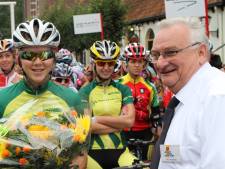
[28,125,53,140]
[19,113,33,125]
[73,115,90,143]
[36,112,46,117]
[0,141,7,160]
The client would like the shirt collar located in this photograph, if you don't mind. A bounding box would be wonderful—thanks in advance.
[22,79,49,95]
[176,62,211,105]
[125,73,142,83]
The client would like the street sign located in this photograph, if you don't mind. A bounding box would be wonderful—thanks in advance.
[165,0,205,18]
[73,13,102,34]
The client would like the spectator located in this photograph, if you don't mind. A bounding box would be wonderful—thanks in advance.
[209,53,223,69]
[150,17,225,169]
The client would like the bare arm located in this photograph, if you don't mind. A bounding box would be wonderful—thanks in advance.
[91,121,120,134]
[95,103,135,129]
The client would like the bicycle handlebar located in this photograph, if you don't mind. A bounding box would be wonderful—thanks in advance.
[127,138,155,146]
[112,161,151,169]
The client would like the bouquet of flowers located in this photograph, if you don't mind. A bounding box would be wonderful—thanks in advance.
[0,99,91,169]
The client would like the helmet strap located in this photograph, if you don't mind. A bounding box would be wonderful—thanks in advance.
[1,62,15,76]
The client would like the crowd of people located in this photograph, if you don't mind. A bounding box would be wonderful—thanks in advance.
[1,16,225,169]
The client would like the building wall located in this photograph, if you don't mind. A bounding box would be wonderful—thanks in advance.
[24,0,39,19]
[208,7,225,60]
[129,7,225,62]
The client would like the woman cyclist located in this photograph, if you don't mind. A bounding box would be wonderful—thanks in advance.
[79,40,136,169]
[0,39,22,88]
[0,18,88,169]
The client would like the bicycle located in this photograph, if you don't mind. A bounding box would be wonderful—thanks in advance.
[127,138,156,161]
[112,138,155,169]
[112,160,151,169]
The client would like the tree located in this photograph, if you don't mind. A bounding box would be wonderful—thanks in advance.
[0,0,24,39]
[41,0,127,54]
[89,0,127,43]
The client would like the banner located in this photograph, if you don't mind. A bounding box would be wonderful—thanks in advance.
[73,13,102,34]
[165,0,205,18]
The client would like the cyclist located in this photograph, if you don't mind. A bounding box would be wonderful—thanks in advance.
[119,43,161,161]
[0,18,87,169]
[112,59,122,80]
[56,48,88,89]
[0,39,22,88]
[52,62,78,92]
[79,40,136,169]
[83,62,95,85]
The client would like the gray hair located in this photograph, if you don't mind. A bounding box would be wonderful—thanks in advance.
[157,17,209,50]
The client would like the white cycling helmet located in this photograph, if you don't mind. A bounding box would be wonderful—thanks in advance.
[114,59,122,73]
[0,39,13,53]
[52,62,73,78]
[12,18,60,48]
[56,48,73,65]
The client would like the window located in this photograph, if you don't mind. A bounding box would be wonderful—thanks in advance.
[146,28,154,51]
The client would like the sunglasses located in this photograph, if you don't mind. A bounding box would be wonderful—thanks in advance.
[20,50,55,61]
[53,77,70,84]
[95,60,116,67]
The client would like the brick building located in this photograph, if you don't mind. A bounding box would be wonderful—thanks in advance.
[23,0,225,61]
[123,0,225,61]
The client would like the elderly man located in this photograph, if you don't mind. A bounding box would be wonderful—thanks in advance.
[150,17,225,169]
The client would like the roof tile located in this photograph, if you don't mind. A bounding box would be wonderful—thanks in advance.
[124,0,223,22]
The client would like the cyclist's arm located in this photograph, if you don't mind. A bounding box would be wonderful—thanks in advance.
[150,106,162,128]
[94,103,135,129]
[91,122,120,134]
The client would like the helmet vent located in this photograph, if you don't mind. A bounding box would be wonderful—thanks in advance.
[41,31,51,41]
[33,19,40,37]
[47,24,53,29]
[13,36,20,43]
[21,31,32,41]
[19,24,25,29]
[52,34,59,42]
[5,44,10,49]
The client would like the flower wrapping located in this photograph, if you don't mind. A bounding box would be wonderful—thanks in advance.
[0,99,91,169]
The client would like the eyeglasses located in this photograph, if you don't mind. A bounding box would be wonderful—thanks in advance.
[19,50,55,61]
[150,42,201,63]
[95,60,116,67]
[52,77,70,84]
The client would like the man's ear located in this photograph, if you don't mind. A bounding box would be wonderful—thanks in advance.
[198,43,208,65]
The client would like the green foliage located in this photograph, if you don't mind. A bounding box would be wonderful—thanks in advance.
[41,0,127,54]
[0,0,24,39]
[93,0,127,43]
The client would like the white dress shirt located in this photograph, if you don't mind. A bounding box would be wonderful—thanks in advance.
[159,63,225,169]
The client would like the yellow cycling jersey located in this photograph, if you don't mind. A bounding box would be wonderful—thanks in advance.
[79,80,133,149]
